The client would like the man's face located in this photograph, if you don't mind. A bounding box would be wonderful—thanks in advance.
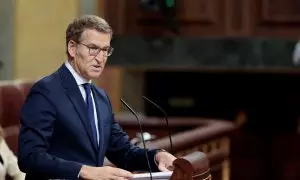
[68,29,111,80]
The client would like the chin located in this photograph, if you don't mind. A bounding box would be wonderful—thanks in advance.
[88,72,102,79]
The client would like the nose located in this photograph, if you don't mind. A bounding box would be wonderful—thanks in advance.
[94,50,105,62]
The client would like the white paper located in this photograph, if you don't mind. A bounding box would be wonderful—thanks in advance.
[132,171,173,180]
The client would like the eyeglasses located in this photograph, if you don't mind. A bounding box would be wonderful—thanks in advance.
[78,42,114,57]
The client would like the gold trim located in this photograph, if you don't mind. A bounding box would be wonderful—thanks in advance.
[222,159,230,180]
[192,174,212,180]
[192,168,211,180]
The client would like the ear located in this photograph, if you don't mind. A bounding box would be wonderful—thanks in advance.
[67,40,77,58]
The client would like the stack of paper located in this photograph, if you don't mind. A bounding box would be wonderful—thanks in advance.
[132,171,173,180]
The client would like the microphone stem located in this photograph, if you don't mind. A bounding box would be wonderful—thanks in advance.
[165,116,174,155]
[142,96,175,155]
[120,99,153,180]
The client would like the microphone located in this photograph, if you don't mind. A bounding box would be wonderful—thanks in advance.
[142,96,174,155]
[120,98,153,180]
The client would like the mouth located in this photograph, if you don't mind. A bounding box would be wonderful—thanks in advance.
[92,65,101,69]
[91,65,102,73]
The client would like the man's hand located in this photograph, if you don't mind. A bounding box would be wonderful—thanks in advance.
[155,151,177,172]
[79,165,133,180]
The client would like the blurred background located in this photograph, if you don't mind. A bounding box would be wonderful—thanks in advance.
[1,0,300,179]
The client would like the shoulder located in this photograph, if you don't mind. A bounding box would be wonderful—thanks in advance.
[21,72,62,117]
[30,71,61,94]
[23,71,62,109]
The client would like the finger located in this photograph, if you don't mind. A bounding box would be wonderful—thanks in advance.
[112,168,133,178]
[109,175,128,180]
[111,176,129,180]
[167,165,175,171]
[158,163,170,172]
[117,176,132,180]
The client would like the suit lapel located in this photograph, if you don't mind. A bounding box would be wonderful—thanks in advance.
[58,64,98,152]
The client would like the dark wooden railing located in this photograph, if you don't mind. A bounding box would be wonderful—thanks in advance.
[104,115,236,180]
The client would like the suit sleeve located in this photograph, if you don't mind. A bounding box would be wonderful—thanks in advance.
[18,84,82,179]
[105,117,160,172]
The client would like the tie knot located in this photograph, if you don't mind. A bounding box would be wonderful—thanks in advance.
[82,83,92,92]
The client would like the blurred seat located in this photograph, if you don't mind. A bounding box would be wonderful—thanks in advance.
[3,126,20,155]
[0,82,24,128]
[15,80,35,99]
[0,80,34,154]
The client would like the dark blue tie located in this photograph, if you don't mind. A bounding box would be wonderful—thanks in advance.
[83,83,98,147]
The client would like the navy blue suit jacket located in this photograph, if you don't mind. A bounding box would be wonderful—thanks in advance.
[18,64,159,179]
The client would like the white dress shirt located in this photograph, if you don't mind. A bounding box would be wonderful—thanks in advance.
[65,61,100,145]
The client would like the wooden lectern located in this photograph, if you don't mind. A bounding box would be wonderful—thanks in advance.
[171,151,211,180]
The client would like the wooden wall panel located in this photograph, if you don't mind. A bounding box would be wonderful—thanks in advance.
[103,0,300,38]
[225,0,252,36]
[260,0,300,23]
[105,0,226,36]
[176,0,225,36]
[95,66,124,113]
[252,0,300,39]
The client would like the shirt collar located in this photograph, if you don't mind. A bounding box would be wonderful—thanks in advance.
[65,60,92,86]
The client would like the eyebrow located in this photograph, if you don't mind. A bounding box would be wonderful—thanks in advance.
[86,43,110,49]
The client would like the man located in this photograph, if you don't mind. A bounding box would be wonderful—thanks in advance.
[18,15,176,180]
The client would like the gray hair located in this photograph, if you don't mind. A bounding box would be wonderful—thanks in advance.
[65,15,113,57]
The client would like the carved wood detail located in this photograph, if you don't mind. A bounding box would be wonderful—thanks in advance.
[260,0,300,23]
[252,0,300,38]
[103,0,300,38]
[177,0,218,24]
[225,0,251,36]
